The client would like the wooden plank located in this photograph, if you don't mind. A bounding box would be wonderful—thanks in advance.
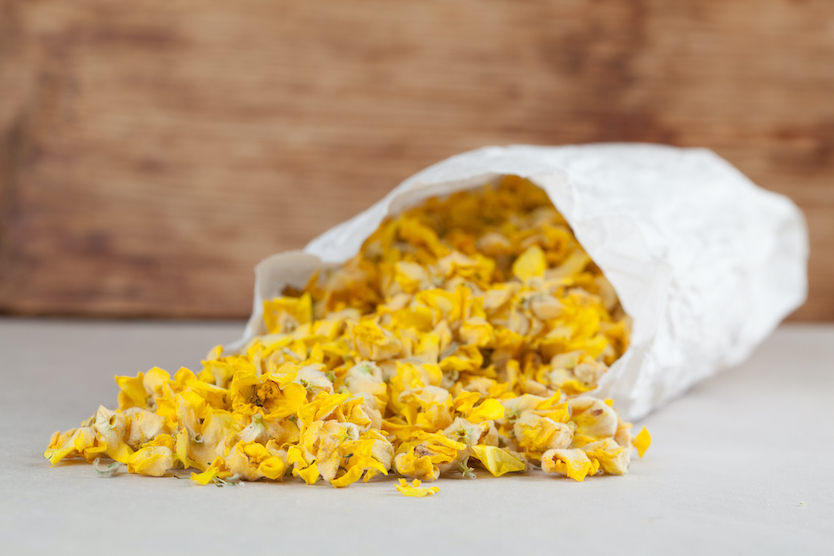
[1,0,832,319]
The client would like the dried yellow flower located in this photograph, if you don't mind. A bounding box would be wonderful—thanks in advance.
[127,446,175,477]
[470,445,527,477]
[396,478,439,497]
[632,427,652,457]
[541,448,598,482]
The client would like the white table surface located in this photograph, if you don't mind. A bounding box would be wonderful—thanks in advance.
[1,319,831,555]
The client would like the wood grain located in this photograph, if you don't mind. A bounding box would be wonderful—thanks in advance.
[1,0,832,319]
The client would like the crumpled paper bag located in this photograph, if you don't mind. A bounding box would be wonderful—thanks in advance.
[229,144,808,420]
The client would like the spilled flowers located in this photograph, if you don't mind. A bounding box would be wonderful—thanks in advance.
[46,178,650,494]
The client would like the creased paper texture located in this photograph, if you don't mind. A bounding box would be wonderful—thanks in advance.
[231,144,808,420]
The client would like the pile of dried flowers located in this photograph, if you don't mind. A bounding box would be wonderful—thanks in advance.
[46,177,649,494]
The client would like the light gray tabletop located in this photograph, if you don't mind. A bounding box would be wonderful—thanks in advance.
[1,319,831,555]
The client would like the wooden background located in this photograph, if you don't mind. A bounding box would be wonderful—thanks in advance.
[1,0,832,320]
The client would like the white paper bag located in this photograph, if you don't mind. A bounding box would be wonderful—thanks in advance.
[231,144,808,420]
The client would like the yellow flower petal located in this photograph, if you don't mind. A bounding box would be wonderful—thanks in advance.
[127,446,174,477]
[391,307,435,333]
[348,321,403,361]
[141,433,175,452]
[45,427,100,466]
[439,344,484,374]
[632,427,651,457]
[452,391,481,413]
[512,245,546,281]
[465,399,505,424]
[327,467,361,488]
[513,413,572,453]
[115,373,147,410]
[294,462,320,485]
[394,261,431,294]
[191,463,221,485]
[396,478,439,497]
[263,293,312,334]
[142,367,171,402]
[297,392,351,426]
[93,406,134,464]
[393,448,439,481]
[581,438,630,475]
[259,457,288,481]
[459,317,494,347]
[470,445,526,477]
[541,448,594,481]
